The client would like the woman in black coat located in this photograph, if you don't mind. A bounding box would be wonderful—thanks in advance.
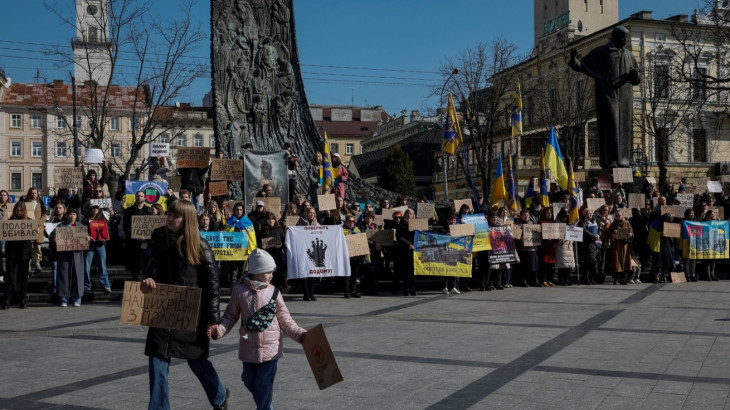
[1,202,33,309]
[257,214,287,290]
[577,208,602,284]
[140,200,228,410]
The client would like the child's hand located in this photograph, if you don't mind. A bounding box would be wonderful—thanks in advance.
[207,324,220,340]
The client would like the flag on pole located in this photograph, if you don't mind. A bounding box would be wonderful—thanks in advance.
[442,94,462,155]
[505,151,518,216]
[545,126,568,190]
[524,177,536,209]
[539,148,551,208]
[568,162,581,224]
[322,131,334,193]
[511,82,523,138]
[491,153,507,208]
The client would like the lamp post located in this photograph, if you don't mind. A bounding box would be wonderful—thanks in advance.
[440,68,459,202]
[633,145,649,175]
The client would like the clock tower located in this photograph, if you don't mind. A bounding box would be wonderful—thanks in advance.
[71,0,112,85]
[533,0,618,55]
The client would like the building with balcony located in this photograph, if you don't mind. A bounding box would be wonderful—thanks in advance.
[310,105,391,165]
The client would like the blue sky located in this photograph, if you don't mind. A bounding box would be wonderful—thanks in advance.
[0,0,700,116]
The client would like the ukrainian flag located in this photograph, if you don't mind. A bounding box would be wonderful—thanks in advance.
[505,153,518,216]
[539,148,551,208]
[322,131,333,193]
[568,164,580,224]
[545,126,568,190]
[491,153,507,208]
[511,82,523,138]
[442,94,461,155]
[524,178,536,209]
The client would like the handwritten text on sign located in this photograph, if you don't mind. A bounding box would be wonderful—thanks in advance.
[131,216,168,239]
[120,281,201,332]
[54,168,85,189]
[210,159,244,181]
[177,147,210,168]
[55,226,89,251]
[0,220,40,241]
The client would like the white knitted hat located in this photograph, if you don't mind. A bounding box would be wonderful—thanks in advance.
[248,248,276,275]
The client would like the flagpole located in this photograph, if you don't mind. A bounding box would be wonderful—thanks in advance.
[450,94,479,206]
[440,68,459,202]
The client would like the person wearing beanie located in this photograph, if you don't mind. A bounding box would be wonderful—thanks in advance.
[210,248,307,410]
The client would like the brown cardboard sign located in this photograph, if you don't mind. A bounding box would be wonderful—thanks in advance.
[417,202,435,219]
[0,219,40,241]
[285,215,301,227]
[512,223,523,240]
[573,171,586,182]
[366,229,395,246]
[302,324,344,390]
[345,233,370,257]
[261,197,282,218]
[131,215,168,239]
[521,224,541,246]
[661,206,676,217]
[612,167,634,184]
[708,206,725,220]
[55,226,90,251]
[208,181,229,197]
[670,172,682,184]
[449,223,475,237]
[383,206,409,220]
[586,198,606,211]
[317,194,336,211]
[453,199,473,213]
[541,223,562,240]
[663,223,681,238]
[177,147,210,168]
[261,236,282,249]
[373,214,385,226]
[120,281,201,332]
[597,174,611,190]
[408,218,429,232]
[54,167,85,189]
[167,175,182,192]
[613,227,633,240]
[670,272,687,283]
[210,159,243,181]
[222,200,241,218]
[628,193,645,210]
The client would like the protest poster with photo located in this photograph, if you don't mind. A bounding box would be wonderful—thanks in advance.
[177,147,210,168]
[461,214,490,252]
[244,151,288,212]
[131,215,167,239]
[0,220,40,241]
[488,225,517,264]
[89,220,110,241]
[201,231,246,261]
[54,167,85,189]
[124,180,168,210]
[413,231,473,277]
[597,174,611,190]
[210,159,244,181]
[55,226,90,251]
[120,281,201,332]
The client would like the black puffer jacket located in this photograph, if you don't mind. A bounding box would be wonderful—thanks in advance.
[143,227,221,360]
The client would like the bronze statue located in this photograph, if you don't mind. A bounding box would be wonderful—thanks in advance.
[569,26,640,169]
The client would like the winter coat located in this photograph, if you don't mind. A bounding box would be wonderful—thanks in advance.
[605,220,633,272]
[539,218,557,264]
[555,239,575,269]
[143,227,221,360]
[180,167,207,195]
[217,279,305,363]
[577,217,601,264]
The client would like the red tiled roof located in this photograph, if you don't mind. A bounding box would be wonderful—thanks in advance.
[1,82,147,109]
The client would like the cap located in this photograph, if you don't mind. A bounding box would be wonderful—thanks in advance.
[256,200,265,206]
[247,249,277,275]
[332,153,340,158]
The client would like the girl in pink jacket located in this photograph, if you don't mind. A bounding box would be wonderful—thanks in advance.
[211,248,306,410]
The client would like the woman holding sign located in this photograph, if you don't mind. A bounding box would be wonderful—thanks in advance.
[1,202,33,309]
[604,210,633,285]
[83,206,112,294]
[55,209,87,307]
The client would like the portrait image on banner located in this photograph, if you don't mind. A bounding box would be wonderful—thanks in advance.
[461,214,491,252]
[681,220,730,259]
[488,225,517,264]
[413,230,473,278]
[244,151,288,212]
[285,226,350,280]
[124,180,168,210]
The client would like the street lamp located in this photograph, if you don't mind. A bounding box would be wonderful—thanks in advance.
[440,67,459,202]
[633,145,649,175]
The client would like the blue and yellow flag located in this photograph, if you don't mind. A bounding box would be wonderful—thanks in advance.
[511,82,523,138]
[568,163,580,224]
[524,178,536,209]
[505,152,518,216]
[124,180,168,209]
[681,221,730,259]
[539,148,551,208]
[322,131,334,193]
[545,126,568,190]
[491,153,507,208]
[442,94,462,155]
[413,230,473,277]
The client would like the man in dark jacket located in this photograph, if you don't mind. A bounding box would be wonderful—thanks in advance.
[180,167,207,212]
[122,191,152,280]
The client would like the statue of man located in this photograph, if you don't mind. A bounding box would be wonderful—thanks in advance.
[569,26,640,169]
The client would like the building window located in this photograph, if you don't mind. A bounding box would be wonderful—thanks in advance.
[56,142,67,157]
[87,116,93,129]
[654,64,670,98]
[10,173,21,191]
[74,143,84,157]
[194,134,204,147]
[32,173,42,189]
[88,26,98,42]
[129,118,140,131]
[520,132,545,157]
[177,134,187,147]
[31,142,42,157]
[693,128,707,162]
[31,115,42,129]
[10,141,21,157]
[74,115,82,129]
[10,114,21,129]
[111,143,121,158]
[692,67,708,101]
[57,116,67,129]
[655,128,669,162]
[588,122,599,157]
[575,80,585,108]
[128,143,134,155]
[346,143,354,155]
[110,117,120,131]
[160,133,170,144]
[330,143,339,153]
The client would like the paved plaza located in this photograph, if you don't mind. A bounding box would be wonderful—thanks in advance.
[2,280,730,409]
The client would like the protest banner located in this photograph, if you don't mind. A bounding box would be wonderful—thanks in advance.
[708,180,723,193]
[676,193,694,206]
[261,237,282,250]
[664,223,681,238]
[598,174,611,190]
[573,171,585,182]
[366,229,395,246]
[262,197,282,218]
[90,198,113,209]
[565,226,583,242]
[302,324,344,390]
[461,214,490,252]
[317,194,336,211]
[586,198,606,212]
[628,193,645,210]
[613,227,633,240]
[285,226,351,279]
[345,233,370,257]
[124,180,168,209]
[408,218,429,232]
[200,231,246,261]
[54,167,85,189]
[131,215,167,239]
[612,167,634,184]
[521,224,541,246]
[89,219,110,241]
[150,143,170,157]
[244,151,288,212]
[0,219,40,241]
[416,202,435,219]
[55,226,90,251]
[210,159,244,181]
[670,172,682,183]
[413,231,473,277]
[541,223,562,240]
[449,223,475,237]
[488,225,517,264]
[177,147,210,168]
[681,221,730,259]
[285,215,300,227]
[120,281,201,332]
[208,181,229,197]
[85,148,104,163]
[453,199,473,213]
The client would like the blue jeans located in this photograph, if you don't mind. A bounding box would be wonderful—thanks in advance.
[85,243,111,289]
[242,360,278,410]
[148,354,226,410]
[51,260,58,294]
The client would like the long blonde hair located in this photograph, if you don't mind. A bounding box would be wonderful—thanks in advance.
[167,200,201,266]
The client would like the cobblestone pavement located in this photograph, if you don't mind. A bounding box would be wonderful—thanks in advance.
[2,281,730,409]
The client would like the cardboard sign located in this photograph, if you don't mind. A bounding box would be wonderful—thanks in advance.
[613,227,633,240]
[670,172,682,184]
[120,281,201,333]
[673,206,693,219]
[55,226,89,251]
[676,193,694,206]
[373,214,385,226]
[722,175,730,183]
[150,143,170,157]
[302,324,343,390]
[366,229,395,246]
[709,206,724,220]
[541,223,562,240]
[54,167,85,189]
[565,225,583,242]
[408,218,429,232]
[386,206,410,220]
[646,176,657,184]
[707,180,723,193]
[417,203,435,219]
[222,200,240,218]
[131,215,167,239]
[285,215,300,227]
[521,224,541,246]
[693,177,708,188]
[628,193,645,210]
[0,219,40,241]
[210,159,244,181]
[586,198,606,211]
[208,181,229,197]
[317,194,336,211]
[453,199,473,213]
[85,148,104,163]
[598,174,611,190]
[612,168,634,184]
[261,197,282,218]
[167,175,182,192]
[552,202,569,218]
[176,147,210,168]
[573,171,585,182]
[345,233,370,257]
[663,222,681,238]
[670,272,687,284]
[661,205,675,217]
[90,198,113,209]
[449,223,475,237]
[89,220,109,241]
[261,236,282,249]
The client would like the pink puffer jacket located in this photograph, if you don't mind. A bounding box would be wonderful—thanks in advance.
[217,280,306,363]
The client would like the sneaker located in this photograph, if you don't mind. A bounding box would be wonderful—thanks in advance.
[72,302,81,307]
[442,287,449,294]
[635,279,642,284]
[60,302,68,307]
[103,287,112,294]
[0,276,3,283]
[628,280,635,284]
[450,288,460,295]
[214,387,230,410]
